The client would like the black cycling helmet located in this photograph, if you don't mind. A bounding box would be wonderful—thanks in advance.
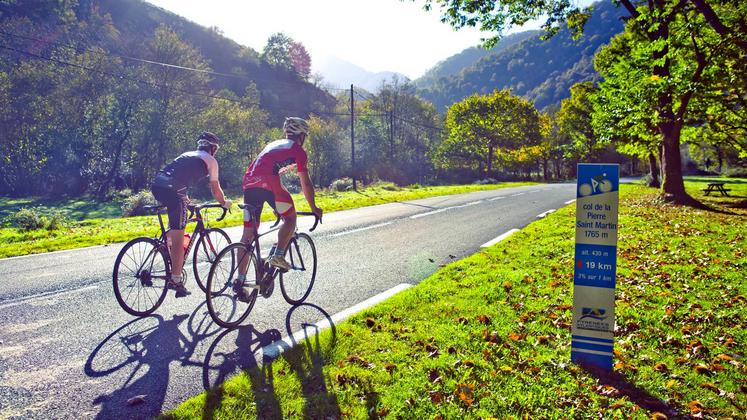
[198,131,220,146]
[197,132,221,154]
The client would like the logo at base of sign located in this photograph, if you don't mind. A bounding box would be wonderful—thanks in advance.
[580,308,607,321]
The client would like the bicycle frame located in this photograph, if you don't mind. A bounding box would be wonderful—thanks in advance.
[150,204,228,264]
[239,207,320,296]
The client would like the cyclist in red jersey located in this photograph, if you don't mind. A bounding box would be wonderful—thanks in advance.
[236,117,323,292]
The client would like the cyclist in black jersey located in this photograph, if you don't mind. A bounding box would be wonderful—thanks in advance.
[151,132,231,297]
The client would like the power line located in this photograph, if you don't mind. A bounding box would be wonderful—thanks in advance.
[0,42,350,117]
[0,29,351,93]
[393,114,444,132]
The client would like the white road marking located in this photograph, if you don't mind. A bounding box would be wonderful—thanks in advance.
[481,229,520,248]
[565,199,577,205]
[0,245,108,261]
[331,222,393,237]
[410,200,482,219]
[488,196,506,202]
[537,209,556,218]
[262,283,412,358]
[510,192,526,197]
[0,285,101,310]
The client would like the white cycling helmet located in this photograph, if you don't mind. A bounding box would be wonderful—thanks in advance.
[283,117,309,136]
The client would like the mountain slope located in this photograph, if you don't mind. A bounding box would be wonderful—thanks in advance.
[414,30,538,90]
[0,0,334,121]
[416,1,625,111]
[101,0,335,120]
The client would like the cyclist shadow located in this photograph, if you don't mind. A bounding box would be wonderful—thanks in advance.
[85,301,221,419]
[199,302,341,419]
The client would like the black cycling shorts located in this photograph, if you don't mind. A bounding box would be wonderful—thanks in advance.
[243,188,282,228]
[151,179,189,230]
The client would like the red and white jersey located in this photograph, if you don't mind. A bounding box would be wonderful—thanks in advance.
[243,139,308,189]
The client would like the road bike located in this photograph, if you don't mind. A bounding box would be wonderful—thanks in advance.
[205,204,320,328]
[112,203,231,316]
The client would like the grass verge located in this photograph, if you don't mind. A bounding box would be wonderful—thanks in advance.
[165,180,746,419]
[0,182,534,258]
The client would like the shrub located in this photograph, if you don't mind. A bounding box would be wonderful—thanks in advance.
[474,178,499,185]
[369,181,399,191]
[11,207,47,230]
[45,210,69,230]
[122,190,158,217]
[408,183,423,189]
[330,177,353,192]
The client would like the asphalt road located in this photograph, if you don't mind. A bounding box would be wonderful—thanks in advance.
[0,183,575,419]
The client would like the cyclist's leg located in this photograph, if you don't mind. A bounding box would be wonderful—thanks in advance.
[152,185,190,296]
[239,188,265,276]
[167,188,189,282]
[267,181,296,271]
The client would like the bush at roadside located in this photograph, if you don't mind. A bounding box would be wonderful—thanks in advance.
[121,190,157,217]
[7,207,69,231]
[330,177,354,192]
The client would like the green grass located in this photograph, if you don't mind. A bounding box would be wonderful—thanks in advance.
[165,179,746,419]
[0,182,534,258]
[0,195,123,220]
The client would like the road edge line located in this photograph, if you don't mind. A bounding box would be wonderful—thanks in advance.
[262,283,412,359]
[480,228,520,248]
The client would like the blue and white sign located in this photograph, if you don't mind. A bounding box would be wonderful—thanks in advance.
[571,163,619,370]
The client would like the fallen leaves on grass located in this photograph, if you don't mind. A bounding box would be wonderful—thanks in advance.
[454,383,475,406]
[694,364,712,375]
[687,400,704,414]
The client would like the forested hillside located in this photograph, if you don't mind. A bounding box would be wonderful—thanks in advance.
[417,1,625,111]
[414,30,538,91]
[0,0,335,196]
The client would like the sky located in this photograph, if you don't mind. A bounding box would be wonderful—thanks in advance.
[144,0,552,80]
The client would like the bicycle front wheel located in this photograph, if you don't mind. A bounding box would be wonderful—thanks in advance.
[193,228,231,293]
[113,237,169,316]
[206,242,258,328]
[280,232,317,304]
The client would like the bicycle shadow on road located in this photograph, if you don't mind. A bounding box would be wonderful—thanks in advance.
[84,300,221,419]
[196,302,341,419]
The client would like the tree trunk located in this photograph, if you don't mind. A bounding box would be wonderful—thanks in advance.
[647,153,660,188]
[543,158,549,180]
[486,145,494,177]
[660,123,689,203]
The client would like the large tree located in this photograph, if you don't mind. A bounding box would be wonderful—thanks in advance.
[261,32,293,70]
[437,89,542,178]
[420,0,747,204]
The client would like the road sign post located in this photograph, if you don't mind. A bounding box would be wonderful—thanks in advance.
[571,163,619,370]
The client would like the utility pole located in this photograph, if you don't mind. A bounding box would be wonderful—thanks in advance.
[350,84,357,191]
[389,109,394,162]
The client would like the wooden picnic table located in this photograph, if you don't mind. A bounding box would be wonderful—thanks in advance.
[702,182,731,196]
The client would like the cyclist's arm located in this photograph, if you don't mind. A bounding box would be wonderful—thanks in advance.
[210,180,228,207]
[299,171,321,215]
[207,158,229,208]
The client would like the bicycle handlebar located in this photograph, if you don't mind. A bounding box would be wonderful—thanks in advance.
[188,203,229,222]
[270,211,322,232]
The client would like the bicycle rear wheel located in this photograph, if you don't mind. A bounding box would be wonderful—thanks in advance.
[193,228,231,293]
[280,232,317,304]
[113,237,169,316]
[206,242,258,328]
